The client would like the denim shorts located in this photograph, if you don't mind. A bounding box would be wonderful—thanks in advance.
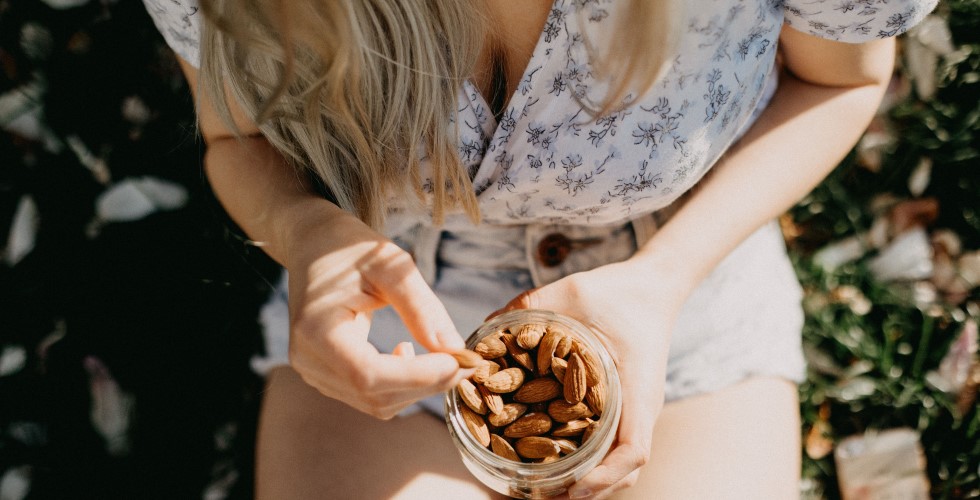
[356,212,807,415]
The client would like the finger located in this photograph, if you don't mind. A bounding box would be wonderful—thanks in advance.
[392,341,416,357]
[568,382,657,498]
[367,262,465,352]
[486,288,542,321]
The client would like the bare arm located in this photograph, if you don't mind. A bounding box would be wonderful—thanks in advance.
[178,58,341,267]
[501,27,898,498]
[176,58,468,419]
[633,27,896,293]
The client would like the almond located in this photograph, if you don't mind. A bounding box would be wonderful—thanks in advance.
[550,357,567,381]
[457,379,487,415]
[503,412,552,438]
[551,418,591,437]
[572,341,602,387]
[475,336,507,359]
[501,333,535,372]
[461,403,491,447]
[450,349,487,369]
[490,434,520,462]
[547,400,593,423]
[554,335,573,358]
[514,377,562,403]
[471,360,500,384]
[553,438,578,455]
[563,352,587,403]
[488,403,527,427]
[536,328,564,375]
[581,420,599,444]
[585,380,605,415]
[515,436,560,459]
[479,384,505,415]
[515,323,546,350]
[484,367,525,393]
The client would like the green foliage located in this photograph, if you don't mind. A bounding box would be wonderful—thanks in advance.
[792,2,980,497]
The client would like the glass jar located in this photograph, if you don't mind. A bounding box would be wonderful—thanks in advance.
[444,309,622,499]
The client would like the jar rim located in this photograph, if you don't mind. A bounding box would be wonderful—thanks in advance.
[444,309,622,480]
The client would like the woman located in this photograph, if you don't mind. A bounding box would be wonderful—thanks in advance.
[144,0,936,497]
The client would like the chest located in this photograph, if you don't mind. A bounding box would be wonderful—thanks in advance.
[473,0,554,116]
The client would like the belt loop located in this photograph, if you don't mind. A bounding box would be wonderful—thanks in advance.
[414,225,443,286]
[631,213,659,248]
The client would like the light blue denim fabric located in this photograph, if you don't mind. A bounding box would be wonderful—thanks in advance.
[370,215,806,416]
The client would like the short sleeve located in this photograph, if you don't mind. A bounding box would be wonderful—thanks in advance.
[782,0,939,43]
[142,0,202,67]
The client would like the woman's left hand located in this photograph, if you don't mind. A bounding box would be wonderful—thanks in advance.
[493,259,686,499]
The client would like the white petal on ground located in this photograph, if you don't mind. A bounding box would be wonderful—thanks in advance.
[927,319,978,393]
[813,235,866,270]
[957,251,980,289]
[95,177,188,222]
[0,81,44,135]
[0,466,31,500]
[0,346,27,377]
[907,157,932,197]
[868,227,934,282]
[40,0,91,8]
[84,356,134,457]
[3,195,39,266]
[121,96,152,124]
[251,273,290,376]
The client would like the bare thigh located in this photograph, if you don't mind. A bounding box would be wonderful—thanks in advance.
[613,376,801,500]
[255,366,507,500]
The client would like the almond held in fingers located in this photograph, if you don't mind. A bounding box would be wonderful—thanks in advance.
[503,412,553,438]
[461,404,491,447]
[471,360,500,384]
[450,349,487,369]
[475,336,508,359]
[501,333,535,372]
[490,434,520,462]
[488,403,528,427]
[548,400,593,423]
[458,379,488,415]
[479,384,505,415]
[536,328,564,375]
[514,377,562,404]
[516,323,546,350]
[563,352,588,403]
[484,367,525,393]
[515,437,561,459]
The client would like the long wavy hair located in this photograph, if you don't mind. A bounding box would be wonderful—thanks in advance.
[199,1,680,230]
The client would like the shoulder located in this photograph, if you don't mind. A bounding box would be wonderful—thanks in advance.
[781,0,939,43]
[142,0,202,67]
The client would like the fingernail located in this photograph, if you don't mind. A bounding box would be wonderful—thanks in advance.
[568,489,592,499]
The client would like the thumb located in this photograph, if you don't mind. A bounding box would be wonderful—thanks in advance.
[487,286,561,321]
[378,269,465,352]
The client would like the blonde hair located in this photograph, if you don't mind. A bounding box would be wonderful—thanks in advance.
[199,0,679,230]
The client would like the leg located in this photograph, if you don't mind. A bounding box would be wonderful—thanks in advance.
[613,376,801,499]
[255,366,506,500]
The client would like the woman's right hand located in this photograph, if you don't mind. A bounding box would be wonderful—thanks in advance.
[282,206,469,419]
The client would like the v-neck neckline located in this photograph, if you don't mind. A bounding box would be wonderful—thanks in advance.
[465,0,562,133]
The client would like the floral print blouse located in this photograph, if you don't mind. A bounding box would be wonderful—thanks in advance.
[144,0,937,228]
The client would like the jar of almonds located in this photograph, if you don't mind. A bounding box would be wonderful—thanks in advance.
[444,309,622,499]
